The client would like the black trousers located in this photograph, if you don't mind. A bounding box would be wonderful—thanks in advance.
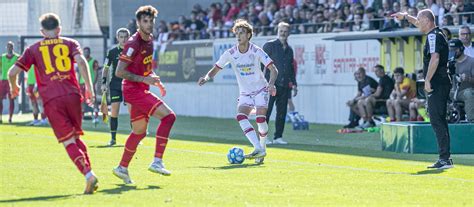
[266,85,291,139]
[427,84,451,160]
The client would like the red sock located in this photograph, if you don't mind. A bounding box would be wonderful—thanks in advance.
[65,143,91,175]
[41,113,46,120]
[155,113,176,158]
[120,133,146,167]
[8,99,14,120]
[76,138,91,167]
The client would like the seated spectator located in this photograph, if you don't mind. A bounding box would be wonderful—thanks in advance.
[450,39,474,122]
[344,67,378,128]
[386,67,417,122]
[408,70,426,121]
[358,65,394,128]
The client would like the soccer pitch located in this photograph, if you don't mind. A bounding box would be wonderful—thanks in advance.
[1,114,473,206]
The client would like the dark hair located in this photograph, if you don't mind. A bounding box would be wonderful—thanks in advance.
[135,5,158,21]
[39,13,60,30]
[374,64,384,71]
[83,47,90,51]
[394,67,405,75]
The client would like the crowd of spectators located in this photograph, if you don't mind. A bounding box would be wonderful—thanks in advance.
[125,0,474,41]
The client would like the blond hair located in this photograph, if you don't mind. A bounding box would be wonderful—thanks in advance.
[232,19,253,40]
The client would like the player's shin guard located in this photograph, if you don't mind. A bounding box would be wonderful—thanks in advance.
[65,142,91,175]
[237,113,262,150]
[110,117,118,140]
[256,115,268,149]
[120,133,146,167]
[155,113,176,159]
[76,138,91,167]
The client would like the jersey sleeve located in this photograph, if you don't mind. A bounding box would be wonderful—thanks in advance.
[15,47,34,72]
[214,50,230,69]
[256,47,273,68]
[68,39,82,58]
[104,49,113,67]
[120,40,139,63]
[427,33,443,54]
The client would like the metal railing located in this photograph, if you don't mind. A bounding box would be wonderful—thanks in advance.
[160,11,474,41]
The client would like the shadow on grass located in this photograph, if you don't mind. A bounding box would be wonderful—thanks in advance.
[7,115,474,167]
[0,194,77,203]
[167,134,474,167]
[90,144,125,148]
[411,169,446,175]
[198,163,264,170]
[98,184,161,195]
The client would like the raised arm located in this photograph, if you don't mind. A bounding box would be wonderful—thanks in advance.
[391,12,420,28]
[74,54,95,103]
[198,65,221,86]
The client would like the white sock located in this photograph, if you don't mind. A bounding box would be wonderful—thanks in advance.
[259,136,267,151]
[256,115,268,151]
[85,171,95,180]
[154,157,162,163]
[238,117,262,151]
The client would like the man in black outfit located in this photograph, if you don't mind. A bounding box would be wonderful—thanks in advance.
[392,9,453,169]
[263,22,297,145]
[101,28,130,146]
[344,67,378,129]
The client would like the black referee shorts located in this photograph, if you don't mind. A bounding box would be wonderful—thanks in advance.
[109,88,123,103]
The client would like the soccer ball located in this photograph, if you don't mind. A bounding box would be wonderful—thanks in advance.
[227,147,245,164]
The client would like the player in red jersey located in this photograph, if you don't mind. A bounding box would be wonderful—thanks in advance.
[7,13,98,194]
[112,5,176,184]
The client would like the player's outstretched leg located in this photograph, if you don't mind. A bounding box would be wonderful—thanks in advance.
[149,105,176,176]
[255,114,268,164]
[236,113,265,159]
[63,137,98,194]
[113,128,146,184]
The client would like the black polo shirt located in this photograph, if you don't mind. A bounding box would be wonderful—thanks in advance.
[423,27,450,85]
[105,46,123,90]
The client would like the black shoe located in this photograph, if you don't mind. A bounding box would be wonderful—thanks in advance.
[427,159,454,169]
[343,121,358,128]
[108,139,116,146]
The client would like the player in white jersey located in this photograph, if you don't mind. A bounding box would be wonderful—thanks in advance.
[198,19,278,163]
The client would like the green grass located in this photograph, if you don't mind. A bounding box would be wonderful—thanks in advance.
[1,114,473,206]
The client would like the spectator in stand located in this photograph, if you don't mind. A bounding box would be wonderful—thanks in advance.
[386,67,417,122]
[459,25,474,57]
[363,7,381,30]
[225,2,240,24]
[185,12,206,40]
[454,1,472,25]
